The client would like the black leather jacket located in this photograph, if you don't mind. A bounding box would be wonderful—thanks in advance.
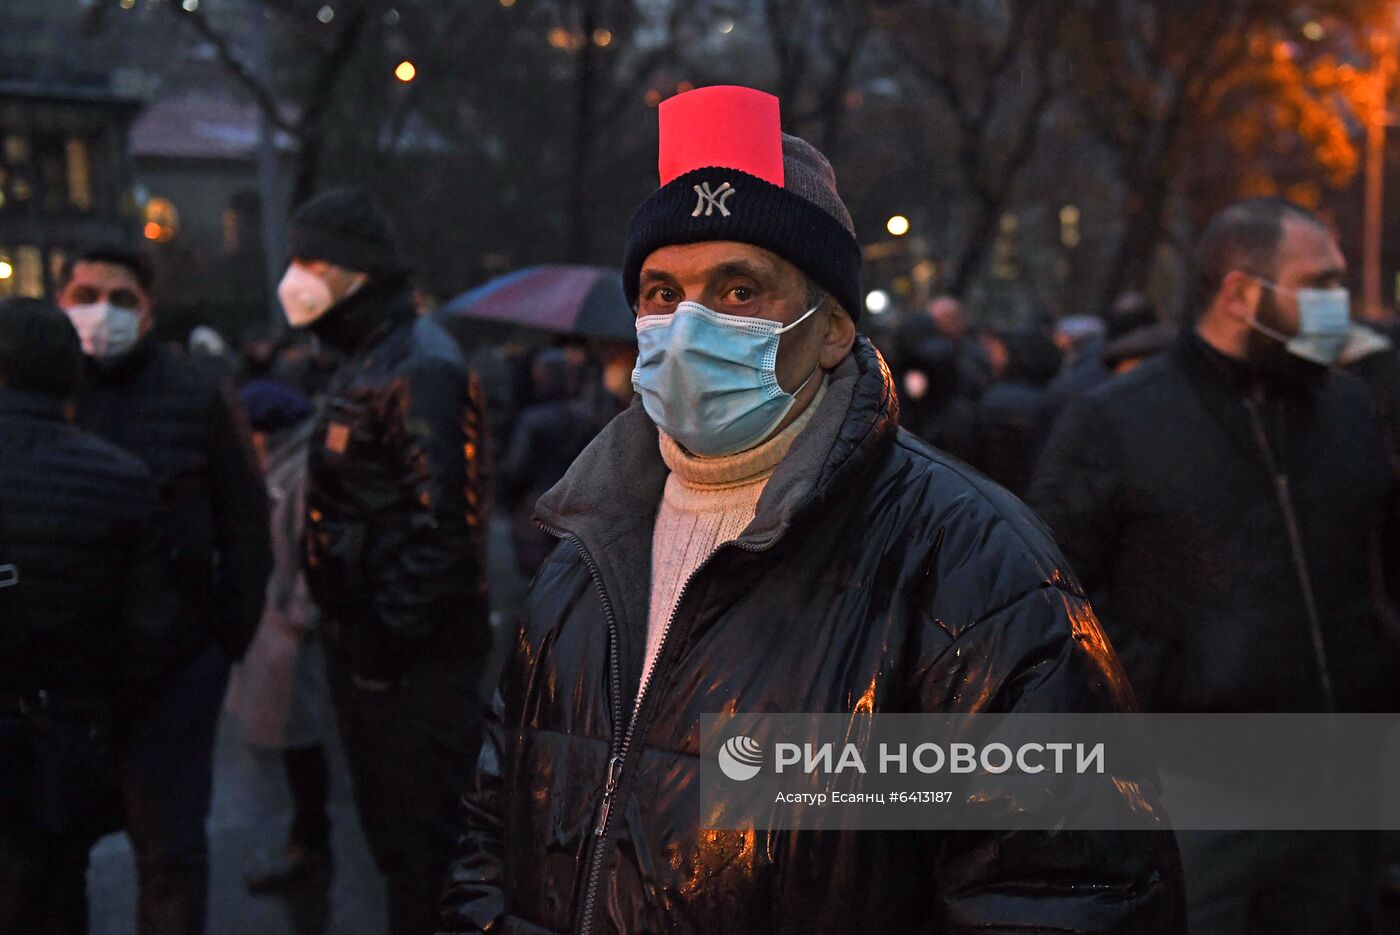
[438,337,1184,934]
[304,280,490,680]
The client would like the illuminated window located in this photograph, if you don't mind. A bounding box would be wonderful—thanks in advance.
[15,246,42,297]
[143,197,180,242]
[48,247,69,292]
[3,135,30,167]
[66,137,92,212]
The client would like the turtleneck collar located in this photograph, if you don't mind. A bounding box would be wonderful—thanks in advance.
[309,273,414,355]
[658,377,828,490]
[1185,327,1324,396]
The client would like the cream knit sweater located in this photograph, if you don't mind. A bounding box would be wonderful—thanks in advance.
[640,380,828,695]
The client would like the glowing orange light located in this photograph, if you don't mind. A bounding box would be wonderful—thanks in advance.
[394,60,416,82]
[143,222,164,241]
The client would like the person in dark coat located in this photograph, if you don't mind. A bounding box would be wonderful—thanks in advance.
[438,85,1184,935]
[1028,197,1400,933]
[895,335,976,461]
[499,348,603,578]
[969,327,1062,497]
[0,299,171,935]
[56,245,272,935]
[282,188,491,935]
[1044,293,1159,422]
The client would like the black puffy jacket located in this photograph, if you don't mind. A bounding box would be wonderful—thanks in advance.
[74,338,271,664]
[304,280,490,681]
[0,390,174,699]
[1029,332,1399,713]
[439,337,1184,935]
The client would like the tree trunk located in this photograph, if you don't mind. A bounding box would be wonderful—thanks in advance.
[567,4,599,262]
[947,189,1000,297]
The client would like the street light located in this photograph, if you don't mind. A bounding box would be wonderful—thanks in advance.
[865,289,891,314]
[0,260,12,280]
[886,214,910,237]
[394,60,417,83]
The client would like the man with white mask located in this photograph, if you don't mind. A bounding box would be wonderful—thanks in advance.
[57,245,271,935]
[1031,198,1400,931]
[280,188,490,935]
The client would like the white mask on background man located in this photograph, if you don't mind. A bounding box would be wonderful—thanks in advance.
[278,265,338,328]
[63,302,143,362]
[275,263,366,328]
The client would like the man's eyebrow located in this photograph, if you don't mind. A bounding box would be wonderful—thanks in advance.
[639,269,678,285]
[709,259,776,282]
[1301,265,1346,283]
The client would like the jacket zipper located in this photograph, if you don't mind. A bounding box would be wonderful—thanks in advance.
[1243,395,1337,711]
[537,523,625,935]
[541,520,773,934]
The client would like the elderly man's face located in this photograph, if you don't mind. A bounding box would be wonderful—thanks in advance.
[638,241,854,437]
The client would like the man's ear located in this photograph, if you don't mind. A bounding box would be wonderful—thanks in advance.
[819,303,856,369]
[1217,270,1261,324]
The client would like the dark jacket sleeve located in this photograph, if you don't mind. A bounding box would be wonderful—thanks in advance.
[496,409,540,511]
[1025,395,1122,594]
[359,358,487,680]
[438,690,510,933]
[916,584,1186,934]
[207,383,273,661]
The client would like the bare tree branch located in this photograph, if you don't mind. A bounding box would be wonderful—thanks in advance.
[171,6,299,134]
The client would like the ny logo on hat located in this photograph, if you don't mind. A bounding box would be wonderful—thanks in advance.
[692,181,736,218]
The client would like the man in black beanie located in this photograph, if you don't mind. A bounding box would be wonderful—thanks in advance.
[439,86,1183,934]
[280,187,490,935]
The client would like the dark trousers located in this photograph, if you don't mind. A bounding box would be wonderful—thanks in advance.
[118,645,229,935]
[1178,830,1375,934]
[0,829,92,935]
[326,645,483,935]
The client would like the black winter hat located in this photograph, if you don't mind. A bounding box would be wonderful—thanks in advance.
[287,187,403,278]
[622,86,863,323]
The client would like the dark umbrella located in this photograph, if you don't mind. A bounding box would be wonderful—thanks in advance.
[439,265,635,343]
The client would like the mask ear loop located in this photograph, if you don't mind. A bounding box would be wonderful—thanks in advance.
[774,301,824,335]
[786,364,822,400]
[777,301,827,398]
[1246,276,1297,345]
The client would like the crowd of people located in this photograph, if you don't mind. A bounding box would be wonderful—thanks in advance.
[1,82,1399,935]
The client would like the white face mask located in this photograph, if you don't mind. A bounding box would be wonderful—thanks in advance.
[278,265,338,328]
[63,302,143,361]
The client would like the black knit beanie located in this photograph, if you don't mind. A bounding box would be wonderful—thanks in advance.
[287,187,404,278]
[622,86,863,323]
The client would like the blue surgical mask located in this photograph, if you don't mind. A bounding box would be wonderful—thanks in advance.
[1251,279,1352,367]
[632,300,822,456]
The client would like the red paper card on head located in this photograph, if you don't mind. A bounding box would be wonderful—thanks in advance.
[658,86,784,188]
